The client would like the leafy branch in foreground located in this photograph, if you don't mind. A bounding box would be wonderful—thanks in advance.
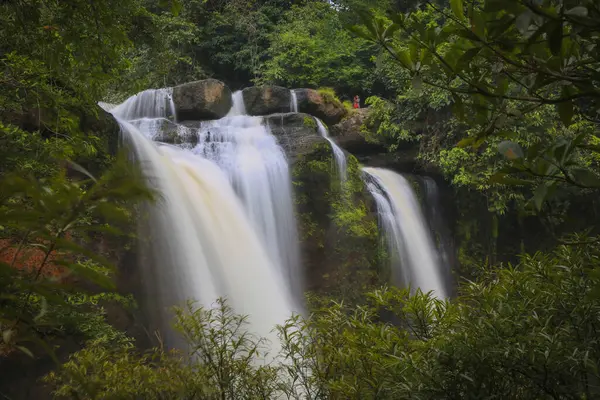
[0,153,154,358]
[350,0,600,210]
[46,239,600,398]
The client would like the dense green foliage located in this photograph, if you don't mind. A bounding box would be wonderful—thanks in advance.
[2,0,600,398]
[46,241,600,398]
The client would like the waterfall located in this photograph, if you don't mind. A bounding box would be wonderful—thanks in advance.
[362,167,448,298]
[102,89,301,356]
[110,88,176,120]
[228,90,247,116]
[290,89,298,112]
[191,116,302,299]
[315,118,347,182]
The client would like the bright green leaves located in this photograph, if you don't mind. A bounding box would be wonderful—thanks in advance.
[450,0,465,21]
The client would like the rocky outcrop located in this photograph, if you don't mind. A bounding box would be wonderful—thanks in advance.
[173,79,232,121]
[241,87,348,126]
[294,88,347,125]
[150,119,198,146]
[330,108,386,155]
[242,86,291,116]
[265,113,327,161]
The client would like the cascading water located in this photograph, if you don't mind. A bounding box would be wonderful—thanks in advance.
[102,88,301,357]
[362,167,448,298]
[189,115,302,299]
[108,87,176,120]
[290,89,298,113]
[315,118,347,182]
[228,90,247,116]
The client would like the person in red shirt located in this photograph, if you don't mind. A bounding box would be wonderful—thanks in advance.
[353,95,360,109]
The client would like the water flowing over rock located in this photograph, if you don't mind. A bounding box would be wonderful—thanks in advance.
[104,88,301,358]
[315,118,347,182]
[172,79,233,121]
[330,108,386,155]
[98,80,453,351]
[293,88,347,125]
[362,167,448,299]
[265,112,326,160]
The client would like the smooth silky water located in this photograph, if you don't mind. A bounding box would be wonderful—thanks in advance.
[362,167,448,299]
[102,88,302,359]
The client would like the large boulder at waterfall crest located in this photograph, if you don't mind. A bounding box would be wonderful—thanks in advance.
[242,86,291,116]
[295,88,347,125]
[265,112,327,160]
[329,108,386,155]
[172,79,232,121]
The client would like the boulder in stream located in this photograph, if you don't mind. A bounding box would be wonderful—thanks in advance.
[242,86,291,116]
[172,79,232,121]
[294,88,347,125]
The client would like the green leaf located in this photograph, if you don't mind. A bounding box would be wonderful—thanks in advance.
[516,10,533,34]
[348,25,376,41]
[565,6,588,17]
[382,23,401,41]
[452,93,465,120]
[457,137,475,148]
[471,11,486,38]
[484,0,506,13]
[533,184,548,211]
[456,47,482,72]
[570,168,600,188]
[489,173,531,185]
[451,0,466,21]
[498,141,524,160]
[548,21,563,56]
[411,75,423,93]
[17,345,34,358]
[557,100,574,127]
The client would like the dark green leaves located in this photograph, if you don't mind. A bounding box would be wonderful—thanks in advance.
[557,98,574,127]
[548,21,563,56]
[565,6,588,17]
[570,168,600,188]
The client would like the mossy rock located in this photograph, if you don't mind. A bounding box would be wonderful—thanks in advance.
[293,88,347,125]
[265,112,326,161]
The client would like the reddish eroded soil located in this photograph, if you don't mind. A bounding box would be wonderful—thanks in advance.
[0,237,69,278]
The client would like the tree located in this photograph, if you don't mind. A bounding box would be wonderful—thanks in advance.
[351,0,600,212]
[258,1,375,96]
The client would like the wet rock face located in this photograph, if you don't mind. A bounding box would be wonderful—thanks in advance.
[242,86,291,116]
[329,108,386,155]
[265,112,327,161]
[149,119,199,146]
[172,79,232,121]
[294,88,347,125]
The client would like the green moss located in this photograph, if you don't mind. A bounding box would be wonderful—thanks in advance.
[317,87,344,108]
[291,143,387,304]
[303,116,317,129]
